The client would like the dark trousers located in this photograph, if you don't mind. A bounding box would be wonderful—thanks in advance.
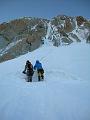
[27,75,32,82]
[37,69,44,81]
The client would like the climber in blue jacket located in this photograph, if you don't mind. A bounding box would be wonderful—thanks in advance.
[34,60,44,81]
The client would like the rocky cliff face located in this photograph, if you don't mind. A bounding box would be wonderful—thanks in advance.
[0,17,48,62]
[48,15,90,46]
[0,15,90,62]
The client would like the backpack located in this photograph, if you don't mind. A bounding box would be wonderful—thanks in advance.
[27,63,34,76]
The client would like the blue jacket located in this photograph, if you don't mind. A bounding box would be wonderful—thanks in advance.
[34,61,43,70]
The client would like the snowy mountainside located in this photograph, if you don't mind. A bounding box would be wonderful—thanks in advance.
[46,16,90,46]
[0,43,90,120]
[0,15,90,63]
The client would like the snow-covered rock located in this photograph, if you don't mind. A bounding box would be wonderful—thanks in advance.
[0,15,90,62]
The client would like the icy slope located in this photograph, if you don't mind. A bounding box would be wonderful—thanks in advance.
[0,43,90,120]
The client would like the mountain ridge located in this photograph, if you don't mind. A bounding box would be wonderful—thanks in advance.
[0,15,90,63]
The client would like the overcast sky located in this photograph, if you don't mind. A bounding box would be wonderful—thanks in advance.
[0,0,90,23]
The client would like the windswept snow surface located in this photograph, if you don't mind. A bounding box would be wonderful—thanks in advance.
[0,43,90,120]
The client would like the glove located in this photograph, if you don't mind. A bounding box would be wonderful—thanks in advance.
[22,71,26,74]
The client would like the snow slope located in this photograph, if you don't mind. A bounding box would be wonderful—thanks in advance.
[0,42,90,120]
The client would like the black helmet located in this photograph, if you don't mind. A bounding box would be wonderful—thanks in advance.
[26,60,30,64]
